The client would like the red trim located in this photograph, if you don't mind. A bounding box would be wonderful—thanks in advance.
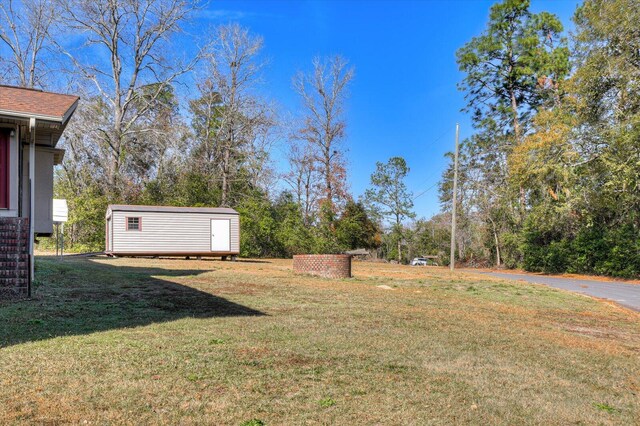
[125,216,142,231]
[0,129,9,209]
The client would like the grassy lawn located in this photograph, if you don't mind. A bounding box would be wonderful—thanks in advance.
[1,257,639,424]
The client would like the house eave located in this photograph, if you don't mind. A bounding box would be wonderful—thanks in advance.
[0,109,65,124]
[31,145,65,165]
[60,99,79,125]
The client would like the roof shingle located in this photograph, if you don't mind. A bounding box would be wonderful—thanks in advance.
[0,85,79,123]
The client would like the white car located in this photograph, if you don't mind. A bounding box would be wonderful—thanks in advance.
[411,257,428,266]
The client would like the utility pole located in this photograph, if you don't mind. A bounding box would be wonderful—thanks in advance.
[450,123,460,272]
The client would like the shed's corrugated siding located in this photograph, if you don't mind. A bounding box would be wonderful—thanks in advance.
[111,211,240,254]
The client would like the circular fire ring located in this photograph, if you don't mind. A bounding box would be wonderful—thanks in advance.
[293,254,352,279]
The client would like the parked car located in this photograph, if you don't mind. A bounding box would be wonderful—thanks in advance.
[411,257,428,266]
[411,257,438,266]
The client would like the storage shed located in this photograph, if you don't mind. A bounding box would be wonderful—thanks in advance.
[105,205,240,259]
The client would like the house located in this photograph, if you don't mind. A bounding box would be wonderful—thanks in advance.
[0,85,79,299]
[105,205,240,260]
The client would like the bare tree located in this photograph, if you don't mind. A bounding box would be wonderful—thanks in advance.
[283,140,321,225]
[196,23,274,206]
[0,0,57,88]
[55,0,199,194]
[126,84,188,186]
[244,122,278,197]
[292,55,354,213]
[189,78,222,179]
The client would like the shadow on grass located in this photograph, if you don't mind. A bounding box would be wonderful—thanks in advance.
[0,257,264,348]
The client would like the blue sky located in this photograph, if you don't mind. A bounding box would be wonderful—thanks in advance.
[194,0,580,219]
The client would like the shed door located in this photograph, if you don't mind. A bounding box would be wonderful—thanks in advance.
[210,219,231,252]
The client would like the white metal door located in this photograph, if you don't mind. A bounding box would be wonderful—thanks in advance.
[210,219,231,252]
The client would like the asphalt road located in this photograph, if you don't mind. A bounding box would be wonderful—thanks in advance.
[478,272,640,312]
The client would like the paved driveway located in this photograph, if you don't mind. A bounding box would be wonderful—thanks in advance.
[477,272,640,312]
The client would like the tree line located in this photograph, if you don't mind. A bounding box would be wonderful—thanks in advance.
[4,0,635,276]
[1,0,440,261]
[442,0,640,277]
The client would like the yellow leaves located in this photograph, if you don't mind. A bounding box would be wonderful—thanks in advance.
[508,108,578,194]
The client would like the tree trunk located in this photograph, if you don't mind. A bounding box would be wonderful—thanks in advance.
[108,153,120,189]
[108,132,121,190]
[221,146,230,207]
[488,217,501,267]
[306,167,314,224]
[510,88,526,209]
[495,234,501,267]
[324,148,333,212]
[510,90,520,144]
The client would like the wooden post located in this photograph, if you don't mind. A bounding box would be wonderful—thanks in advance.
[29,117,36,296]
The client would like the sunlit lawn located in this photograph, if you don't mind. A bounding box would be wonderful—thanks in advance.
[1,257,638,424]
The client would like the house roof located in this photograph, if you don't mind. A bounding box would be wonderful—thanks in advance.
[108,205,239,215]
[0,85,79,124]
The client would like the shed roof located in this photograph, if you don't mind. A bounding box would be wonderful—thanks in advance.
[108,205,239,215]
[0,85,79,124]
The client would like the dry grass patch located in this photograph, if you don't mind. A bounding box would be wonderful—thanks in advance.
[0,256,638,424]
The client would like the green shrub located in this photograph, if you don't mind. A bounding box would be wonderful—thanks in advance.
[522,222,639,278]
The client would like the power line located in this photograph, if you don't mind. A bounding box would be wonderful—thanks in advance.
[412,165,445,193]
[413,181,440,201]
[420,127,454,152]
[409,127,454,197]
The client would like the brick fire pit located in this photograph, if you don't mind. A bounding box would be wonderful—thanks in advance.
[293,254,352,279]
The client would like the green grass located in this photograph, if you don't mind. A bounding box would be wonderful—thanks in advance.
[0,257,639,424]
